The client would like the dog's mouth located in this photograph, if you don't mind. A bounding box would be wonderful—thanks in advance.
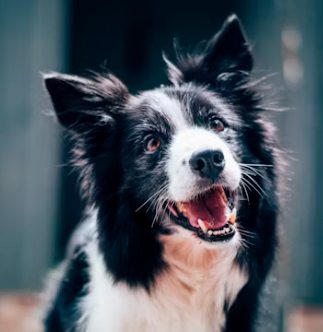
[167,186,237,243]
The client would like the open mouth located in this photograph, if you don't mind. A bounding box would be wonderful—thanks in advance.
[167,187,237,243]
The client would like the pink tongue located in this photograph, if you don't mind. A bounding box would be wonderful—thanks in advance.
[182,188,227,230]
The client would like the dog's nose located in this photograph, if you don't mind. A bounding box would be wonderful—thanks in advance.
[189,149,225,180]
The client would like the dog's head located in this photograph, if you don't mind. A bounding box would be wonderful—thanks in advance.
[44,15,277,286]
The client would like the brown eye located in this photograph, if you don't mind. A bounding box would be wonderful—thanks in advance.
[146,137,161,152]
[211,118,225,132]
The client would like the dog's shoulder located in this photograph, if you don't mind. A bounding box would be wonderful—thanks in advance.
[41,209,98,331]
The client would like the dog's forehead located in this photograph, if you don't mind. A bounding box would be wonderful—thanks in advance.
[129,85,234,130]
[138,90,189,129]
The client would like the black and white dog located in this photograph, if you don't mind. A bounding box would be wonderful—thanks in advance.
[42,14,280,332]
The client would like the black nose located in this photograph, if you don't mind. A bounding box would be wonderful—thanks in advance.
[189,149,225,180]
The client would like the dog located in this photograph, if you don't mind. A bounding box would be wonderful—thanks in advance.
[41,14,280,332]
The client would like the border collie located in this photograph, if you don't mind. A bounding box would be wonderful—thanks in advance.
[42,14,280,332]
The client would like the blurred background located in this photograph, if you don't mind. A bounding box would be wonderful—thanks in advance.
[0,0,322,331]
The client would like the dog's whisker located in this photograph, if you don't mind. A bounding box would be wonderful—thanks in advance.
[136,186,168,212]
[239,238,253,250]
[239,163,273,167]
[237,229,256,239]
[240,165,269,182]
[240,167,260,177]
[242,178,265,199]
[146,187,168,213]
[239,180,250,205]
[241,237,254,246]
[241,171,267,196]
[237,227,256,235]
[237,186,247,202]
[242,173,267,198]
[241,178,253,192]
[240,164,262,173]
[151,193,169,228]
[151,191,167,223]
[238,237,250,251]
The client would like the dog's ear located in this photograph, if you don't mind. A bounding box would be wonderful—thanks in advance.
[165,14,253,87]
[43,72,129,133]
[202,14,253,73]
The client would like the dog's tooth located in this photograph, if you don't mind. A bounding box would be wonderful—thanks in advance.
[207,230,213,236]
[228,208,237,225]
[197,219,208,234]
[177,202,187,213]
[224,227,230,233]
[213,230,219,236]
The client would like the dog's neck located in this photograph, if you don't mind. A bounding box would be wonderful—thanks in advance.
[160,233,228,270]
[150,233,247,330]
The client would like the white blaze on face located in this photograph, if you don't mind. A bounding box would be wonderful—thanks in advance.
[167,127,241,202]
[140,90,189,130]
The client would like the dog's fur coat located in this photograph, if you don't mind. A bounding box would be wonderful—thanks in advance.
[42,15,280,332]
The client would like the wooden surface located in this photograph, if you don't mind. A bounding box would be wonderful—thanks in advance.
[0,293,43,332]
[286,306,323,332]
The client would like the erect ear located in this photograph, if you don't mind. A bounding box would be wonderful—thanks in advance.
[165,14,253,87]
[202,14,253,73]
[43,72,129,133]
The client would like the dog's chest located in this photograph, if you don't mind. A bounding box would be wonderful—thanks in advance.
[83,237,247,332]
[135,237,248,332]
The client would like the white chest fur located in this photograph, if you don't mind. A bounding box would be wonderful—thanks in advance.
[79,234,247,332]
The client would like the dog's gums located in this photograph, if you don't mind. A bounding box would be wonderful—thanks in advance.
[167,187,237,242]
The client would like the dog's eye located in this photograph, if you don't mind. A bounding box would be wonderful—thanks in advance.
[210,118,225,132]
[146,137,161,152]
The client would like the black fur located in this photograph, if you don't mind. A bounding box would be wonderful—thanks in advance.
[43,14,280,332]
[45,249,90,332]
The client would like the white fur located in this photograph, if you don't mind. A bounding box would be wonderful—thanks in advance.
[39,261,68,321]
[71,211,247,332]
[144,90,189,130]
[43,72,92,85]
[39,210,97,323]
[162,54,183,86]
[167,127,241,202]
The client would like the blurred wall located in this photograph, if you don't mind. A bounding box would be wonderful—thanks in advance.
[282,0,323,308]
[0,0,66,290]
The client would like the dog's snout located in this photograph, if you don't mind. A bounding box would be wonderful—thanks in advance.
[189,149,225,180]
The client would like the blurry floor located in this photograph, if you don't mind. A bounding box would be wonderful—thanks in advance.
[286,307,323,332]
[0,293,43,332]
[1,292,323,332]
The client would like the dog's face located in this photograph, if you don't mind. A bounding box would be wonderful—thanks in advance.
[44,15,271,252]
[122,86,242,244]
